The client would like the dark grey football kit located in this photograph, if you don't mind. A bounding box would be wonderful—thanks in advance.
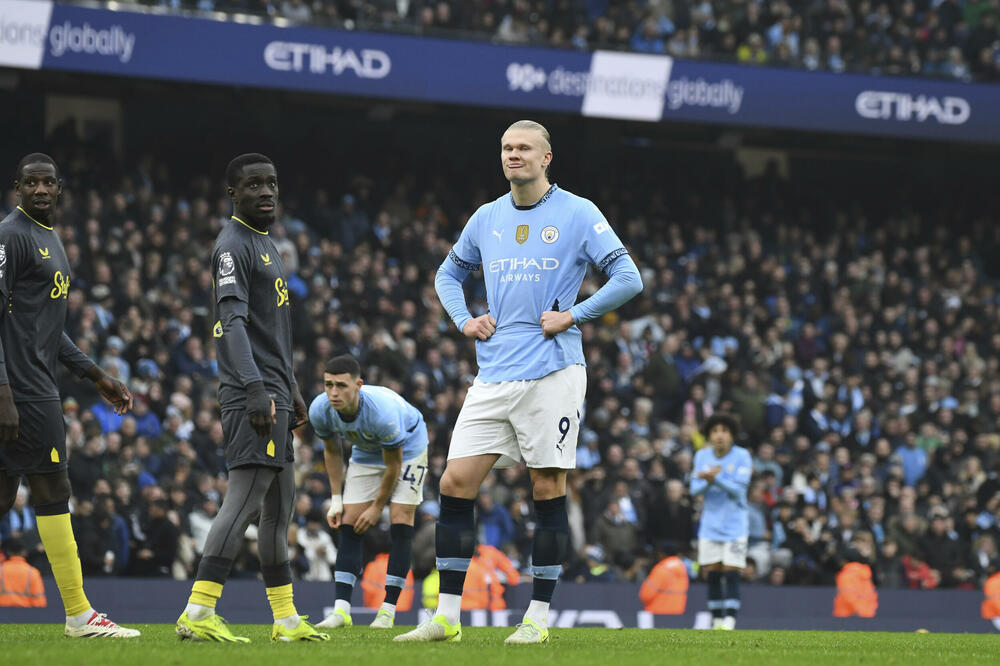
[211,216,295,469]
[0,207,95,475]
[197,216,298,588]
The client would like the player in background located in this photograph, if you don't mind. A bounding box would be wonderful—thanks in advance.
[311,354,429,630]
[690,413,752,630]
[175,154,328,643]
[0,154,139,638]
[396,120,643,645]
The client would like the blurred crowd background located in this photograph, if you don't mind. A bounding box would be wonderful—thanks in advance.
[105,0,1000,80]
[0,118,998,594]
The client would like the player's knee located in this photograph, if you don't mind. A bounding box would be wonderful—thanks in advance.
[341,505,366,525]
[439,474,457,496]
[389,504,416,526]
[530,470,565,500]
[27,472,71,507]
[439,469,475,498]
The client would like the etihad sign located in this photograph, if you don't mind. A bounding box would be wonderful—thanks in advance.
[855,91,970,125]
[264,41,390,79]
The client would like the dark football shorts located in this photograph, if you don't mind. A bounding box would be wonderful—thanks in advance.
[221,407,293,470]
[0,400,67,476]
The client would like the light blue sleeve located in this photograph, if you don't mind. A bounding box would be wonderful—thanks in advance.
[435,209,484,332]
[569,253,643,324]
[308,394,334,438]
[690,477,709,497]
[689,449,709,496]
[569,200,642,323]
[714,449,753,500]
[575,199,628,269]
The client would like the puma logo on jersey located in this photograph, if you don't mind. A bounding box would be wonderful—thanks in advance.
[261,253,272,265]
[493,229,504,242]
[38,247,50,259]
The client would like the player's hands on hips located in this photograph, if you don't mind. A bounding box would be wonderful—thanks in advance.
[462,314,497,341]
[541,309,574,338]
[698,465,722,483]
[291,384,308,430]
[0,384,19,445]
[95,373,133,415]
[327,494,343,529]
[246,380,276,440]
[354,505,381,534]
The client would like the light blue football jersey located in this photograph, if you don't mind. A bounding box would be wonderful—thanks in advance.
[308,386,428,466]
[690,445,753,541]
[443,184,629,383]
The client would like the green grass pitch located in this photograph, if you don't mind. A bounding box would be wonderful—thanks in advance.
[3,625,998,665]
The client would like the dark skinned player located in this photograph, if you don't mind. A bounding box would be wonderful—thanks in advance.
[0,153,138,638]
[175,154,327,643]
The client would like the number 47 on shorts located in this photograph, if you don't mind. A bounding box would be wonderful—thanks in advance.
[402,464,426,488]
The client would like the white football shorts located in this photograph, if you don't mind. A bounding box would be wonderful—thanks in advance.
[698,537,749,568]
[447,364,587,469]
[343,449,428,506]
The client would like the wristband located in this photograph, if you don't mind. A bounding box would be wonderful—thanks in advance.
[327,494,343,519]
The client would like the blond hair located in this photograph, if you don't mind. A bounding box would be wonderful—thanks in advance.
[504,119,551,150]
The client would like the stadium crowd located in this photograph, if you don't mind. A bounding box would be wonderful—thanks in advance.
[116,0,1000,81]
[0,137,998,595]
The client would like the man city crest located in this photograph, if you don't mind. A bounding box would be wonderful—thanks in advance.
[516,224,530,244]
[541,226,559,243]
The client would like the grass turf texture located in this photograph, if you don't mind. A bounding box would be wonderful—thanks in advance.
[2,625,997,665]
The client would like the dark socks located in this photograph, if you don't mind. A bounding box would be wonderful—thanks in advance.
[385,523,414,605]
[436,495,476,595]
[261,562,293,588]
[707,570,724,619]
[531,496,569,603]
[335,526,363,601]
[724,570,741,618]
[196,555,233,585]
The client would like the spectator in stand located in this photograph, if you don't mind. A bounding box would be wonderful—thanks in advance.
[100,0,1000,81]
[591,499,639,564]
[0,486,36,544]
[476,490,515,551]
[297,511,336,582]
